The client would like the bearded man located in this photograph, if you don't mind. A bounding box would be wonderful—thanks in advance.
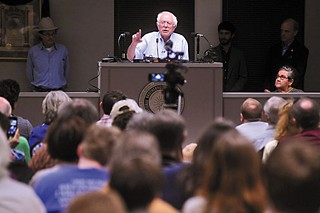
[203,21,247,92]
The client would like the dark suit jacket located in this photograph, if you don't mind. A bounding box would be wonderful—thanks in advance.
[205,45,248,91]
[265,39,309,91]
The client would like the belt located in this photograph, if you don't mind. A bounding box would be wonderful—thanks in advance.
[33,86,64,92]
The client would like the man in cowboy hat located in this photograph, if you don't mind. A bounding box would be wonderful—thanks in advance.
[26,17,69,92]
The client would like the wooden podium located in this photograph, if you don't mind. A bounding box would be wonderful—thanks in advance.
[99,62,223,144]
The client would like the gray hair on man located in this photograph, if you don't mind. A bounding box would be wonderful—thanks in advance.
[263,96,287,125]
[157,11,178,26]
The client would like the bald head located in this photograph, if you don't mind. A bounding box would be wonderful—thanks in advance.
[0,97,12,117]
[293,98,320,130]
[240,98,263,122]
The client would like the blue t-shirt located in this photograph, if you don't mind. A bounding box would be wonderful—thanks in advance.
[28,124,49,155]
[33,165,109,213]
[161,162,188,210]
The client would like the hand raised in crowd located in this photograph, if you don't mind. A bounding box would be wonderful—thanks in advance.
[9,128,20,148]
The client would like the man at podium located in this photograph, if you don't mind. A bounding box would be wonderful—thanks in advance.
[127,11,189,61]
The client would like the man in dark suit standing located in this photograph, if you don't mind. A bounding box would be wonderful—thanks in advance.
[203,21,247,92]
[265,18,309,91]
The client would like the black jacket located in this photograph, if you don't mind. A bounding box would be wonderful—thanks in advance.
[265,39,309,91]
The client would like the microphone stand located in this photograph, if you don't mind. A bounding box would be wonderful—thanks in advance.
[196,35,200,62]
[117,33,129,61]
[191,33,213,62]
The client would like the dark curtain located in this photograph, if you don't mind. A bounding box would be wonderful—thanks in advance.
[223,0,305,91]
[41,0,50,17]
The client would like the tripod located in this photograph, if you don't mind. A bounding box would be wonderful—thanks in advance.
[163,85,184,115]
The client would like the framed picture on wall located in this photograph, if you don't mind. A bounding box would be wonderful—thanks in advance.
[0,0,41,61]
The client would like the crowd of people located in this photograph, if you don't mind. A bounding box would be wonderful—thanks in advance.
[0,8,314,213]
[1,81,320,212]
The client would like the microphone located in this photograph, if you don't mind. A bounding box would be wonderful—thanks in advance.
[164,40,173,52]
[120,32,130,37]
[164,40,173,60]
[191,32,213,61]
[156,38,159,58]
[191,32,204,37]
[118,32,131,60]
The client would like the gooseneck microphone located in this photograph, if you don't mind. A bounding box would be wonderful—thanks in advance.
[120,32,131,37]
[118,32,131,60]
[191,32,204,37]
[190,32,213,61]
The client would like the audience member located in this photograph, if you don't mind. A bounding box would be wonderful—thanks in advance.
[0,79,33,139]
[32,120,115,212]
[259,96,286,154]
[127,11,189,61]
[107,130,178,213]
[203,21,247,91]
[0,128,46,213]
[66,190,126,213]
[282,97,320,145]
[182,117,235,197]
[97,90,126,126]
[265,18,309,91]
[30,98,99,177]
[264,140,320,213]
[127,109,188,209]
[264,65,303,93]
[112,110,136,130]
[110,98,143,130]
[146,109,188,209]
[148,109,187,165]
[0,111,33,183]
[126,110,155,131]
[0,97,31,164]
[236,98,268,151]
[28,90,71,156]
[110,157,164,212]
[77,124,121,169]
[262,99,299,162]
[110,98,143,119]
[26,17,69,92]
[109,130,161,167]
[182,130,269,213]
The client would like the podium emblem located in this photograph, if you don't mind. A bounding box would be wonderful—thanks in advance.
[138,82,185,113]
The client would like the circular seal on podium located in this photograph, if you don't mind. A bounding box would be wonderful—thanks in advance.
[138,82,185,113]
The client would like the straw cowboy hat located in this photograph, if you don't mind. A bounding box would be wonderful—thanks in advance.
[34,17,59,32]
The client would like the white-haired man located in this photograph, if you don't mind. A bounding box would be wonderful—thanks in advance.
[127,11,189,61]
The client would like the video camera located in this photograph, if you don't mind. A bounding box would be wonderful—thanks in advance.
[149,62,187,112]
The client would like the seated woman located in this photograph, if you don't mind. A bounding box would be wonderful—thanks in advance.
[264,66,303,93]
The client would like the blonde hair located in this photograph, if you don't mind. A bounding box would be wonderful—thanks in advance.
[274,99,299,140]
[42,90,71,115]
[42,91,71,124]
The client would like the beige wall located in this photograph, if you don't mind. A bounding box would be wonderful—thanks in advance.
[0,0,319,92]
[304,0,320,92]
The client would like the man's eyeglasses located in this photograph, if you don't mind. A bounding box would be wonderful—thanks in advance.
[41,32,56,37]
[158,21,174,27]
[276,75,292,80]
